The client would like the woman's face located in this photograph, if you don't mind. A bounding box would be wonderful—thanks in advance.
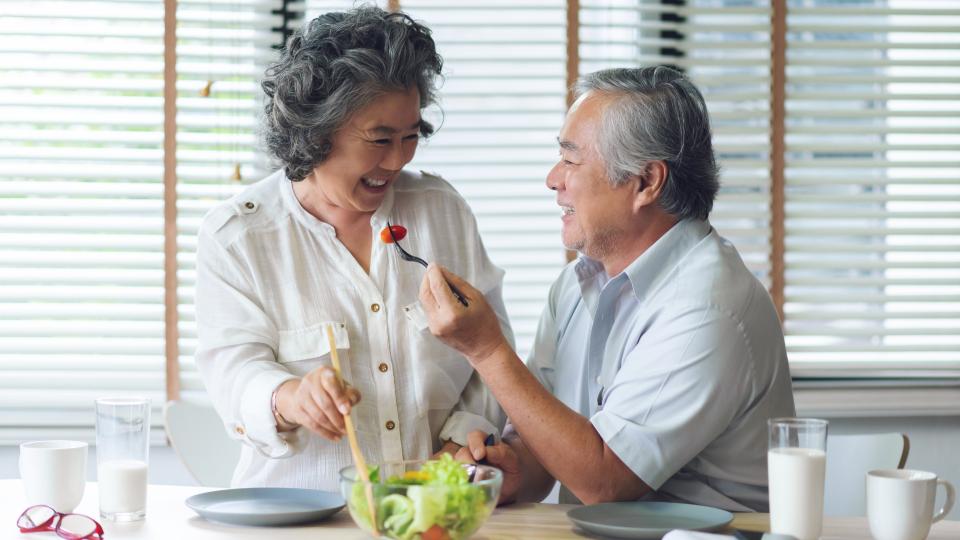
[305,87,423,215]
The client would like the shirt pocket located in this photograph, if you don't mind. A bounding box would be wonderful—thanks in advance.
[402,301,474,416]
[276,322,352,379]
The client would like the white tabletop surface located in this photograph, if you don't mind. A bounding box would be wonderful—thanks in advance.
[4,479,960,539]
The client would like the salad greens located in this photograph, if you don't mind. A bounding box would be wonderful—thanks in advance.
[348,454,492,540]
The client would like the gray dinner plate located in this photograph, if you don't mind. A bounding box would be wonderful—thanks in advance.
[567,501,734,539]
[185,487,345,527]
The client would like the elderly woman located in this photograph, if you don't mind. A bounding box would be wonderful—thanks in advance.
[194,6,512,490]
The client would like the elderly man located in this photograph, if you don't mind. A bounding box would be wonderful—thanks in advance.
[419,66,795,511]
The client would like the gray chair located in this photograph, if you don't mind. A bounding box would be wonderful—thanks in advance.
[163,399,240,487]
[824,432,909,516]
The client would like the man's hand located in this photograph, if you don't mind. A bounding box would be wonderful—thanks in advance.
[419,263,511,365]
[432,440,462,459]
[275,366,361,440]
[453,430,523,505]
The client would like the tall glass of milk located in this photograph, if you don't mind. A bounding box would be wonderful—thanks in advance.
[95,397,150,522]
[768,417,828,540]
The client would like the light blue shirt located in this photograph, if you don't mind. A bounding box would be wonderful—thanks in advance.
[527,219,795,511]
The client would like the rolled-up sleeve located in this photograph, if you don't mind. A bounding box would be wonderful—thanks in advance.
[590,304,753,489]
[195,224,302,458]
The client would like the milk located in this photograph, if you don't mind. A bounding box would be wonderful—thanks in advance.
[98,459,148,515]
[768,447,826,540]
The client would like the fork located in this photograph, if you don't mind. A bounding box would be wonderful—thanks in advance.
[386,221,469,307]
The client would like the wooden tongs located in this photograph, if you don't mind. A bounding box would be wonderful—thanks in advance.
[325,324,377,534]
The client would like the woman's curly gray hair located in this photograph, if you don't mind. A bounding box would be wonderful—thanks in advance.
[261,6,443,182]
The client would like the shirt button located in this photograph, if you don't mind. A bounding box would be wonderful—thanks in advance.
[385,420,396,431]
[244,201,255,209]
[234,425,246,436]
[371,303,381,313]
[596,376,602,384]
[378,363,389,373]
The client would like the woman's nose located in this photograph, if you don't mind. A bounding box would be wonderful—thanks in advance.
[383,142,411,170]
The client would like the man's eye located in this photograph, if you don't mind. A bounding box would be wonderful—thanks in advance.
[372,139,390,145]
[402,134,419,141]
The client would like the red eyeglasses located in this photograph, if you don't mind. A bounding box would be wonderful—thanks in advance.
[17,505,104,540]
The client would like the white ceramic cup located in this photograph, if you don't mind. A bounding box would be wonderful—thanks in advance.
[18,440,88,513]
[867,469,956,540]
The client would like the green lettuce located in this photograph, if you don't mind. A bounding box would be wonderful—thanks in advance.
[351,455,490,540]
[404,485,446,538]
[380,494,415,538]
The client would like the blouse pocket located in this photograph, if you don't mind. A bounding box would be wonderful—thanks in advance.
[402,301,473,415]
[276,322,351,378]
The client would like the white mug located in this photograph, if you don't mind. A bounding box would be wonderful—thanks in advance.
[19,440,88,513]
[867,469,956,540]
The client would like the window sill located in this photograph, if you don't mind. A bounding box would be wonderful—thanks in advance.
[793,380,960,418]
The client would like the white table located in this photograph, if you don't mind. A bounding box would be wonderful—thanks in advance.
[4,479,960,539]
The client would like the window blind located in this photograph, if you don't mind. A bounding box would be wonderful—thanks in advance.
[306,0,568,358]
[0,0,167,444]
[581,0,960,378]
[174,0,293,404]
[0,0,288,444]
[783,0,960,376]
[578,0,774,284]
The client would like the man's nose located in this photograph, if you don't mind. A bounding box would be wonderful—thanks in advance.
[545,163,561,191]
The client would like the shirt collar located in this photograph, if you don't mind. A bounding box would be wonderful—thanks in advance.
[280,172,397,234]
[622,218,712,301]
[575,219,713,305]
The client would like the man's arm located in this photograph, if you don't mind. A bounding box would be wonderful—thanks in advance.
[476,342,650,504]
[420,264,650,504]
[436,284,512,449]
[501,426,557,503]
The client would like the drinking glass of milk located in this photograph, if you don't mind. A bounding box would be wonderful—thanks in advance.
[768,417,828,540]
[95,397,150,521]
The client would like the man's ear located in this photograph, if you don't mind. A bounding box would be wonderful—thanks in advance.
[630,160,668,211]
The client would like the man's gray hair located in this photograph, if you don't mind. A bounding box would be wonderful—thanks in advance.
[261,6,443,181]
[575,66,720,221]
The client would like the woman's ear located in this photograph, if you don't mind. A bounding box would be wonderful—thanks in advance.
[632,160,668,210]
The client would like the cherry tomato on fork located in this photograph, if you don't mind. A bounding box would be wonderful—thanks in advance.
[380,224,408,244]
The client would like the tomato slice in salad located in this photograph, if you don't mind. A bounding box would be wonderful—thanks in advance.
[380,224,408,244]
[420,525,450,540]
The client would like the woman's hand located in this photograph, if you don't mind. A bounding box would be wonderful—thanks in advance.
[275,366,361,441]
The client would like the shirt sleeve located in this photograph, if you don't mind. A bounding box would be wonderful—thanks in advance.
[524,272,565,392]
[589,304,754,490]
[194,223,303,458]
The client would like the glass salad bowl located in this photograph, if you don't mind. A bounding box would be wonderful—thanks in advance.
[339,455,502,540]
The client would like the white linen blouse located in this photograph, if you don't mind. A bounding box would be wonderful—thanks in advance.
[194,169,511,490]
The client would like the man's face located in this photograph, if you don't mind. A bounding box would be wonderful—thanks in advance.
[546,92,638,260]
[307,87,422,213]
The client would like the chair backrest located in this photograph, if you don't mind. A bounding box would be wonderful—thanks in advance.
[824,432,909,517]
[163,399,240,487]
